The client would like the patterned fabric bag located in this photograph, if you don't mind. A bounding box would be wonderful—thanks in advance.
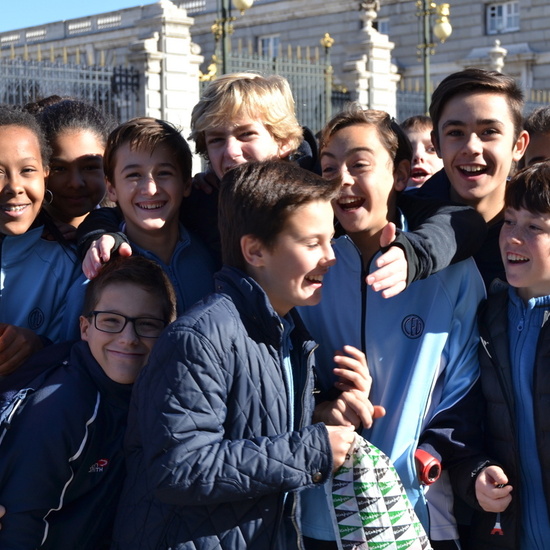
[331,434,432,550]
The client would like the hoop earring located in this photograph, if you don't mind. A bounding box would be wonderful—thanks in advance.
[44,189,53,205]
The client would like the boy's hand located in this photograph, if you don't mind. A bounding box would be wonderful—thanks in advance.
[0,504,4,530]
[326,425,355,472]
[42,219,77,242]
[192,171,220,195]
[366,222,408,298]
[0,324,43,375]
[314,346,385,429]
[82,235,132,279]
[475,465,513,513]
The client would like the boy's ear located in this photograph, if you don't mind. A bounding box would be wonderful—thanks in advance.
[240,234,267,268]
[512,129,530,162]
[106,179,118,202]
[277,138,294,160]
[393,159,411,192]
[182,177,192,198]
[79,315,91,342]
[431,130,442,158]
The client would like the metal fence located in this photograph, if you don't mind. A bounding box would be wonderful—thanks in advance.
[396,80,550,122]
[0,58,139,122]
[202,41,343,135]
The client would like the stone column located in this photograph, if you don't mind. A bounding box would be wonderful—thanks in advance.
[342,0,400,116]
[128,0,203,132]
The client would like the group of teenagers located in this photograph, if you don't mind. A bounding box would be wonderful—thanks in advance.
[0,65,548,550]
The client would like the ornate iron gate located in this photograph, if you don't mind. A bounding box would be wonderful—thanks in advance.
[0,59,139,122]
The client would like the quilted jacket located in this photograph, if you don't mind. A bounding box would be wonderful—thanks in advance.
[112,266,333,550]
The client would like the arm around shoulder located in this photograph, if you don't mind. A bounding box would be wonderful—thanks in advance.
[397,194,487,283]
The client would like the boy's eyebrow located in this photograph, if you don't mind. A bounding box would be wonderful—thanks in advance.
[120,161,176,171]
[321,146,374,159]
[441,118,505,129]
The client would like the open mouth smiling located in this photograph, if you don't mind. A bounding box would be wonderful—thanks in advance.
[337,196,364,211]
[458,164,488,176]
[507,252,529,264]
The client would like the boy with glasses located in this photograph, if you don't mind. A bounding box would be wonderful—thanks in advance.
[0,255,176,549]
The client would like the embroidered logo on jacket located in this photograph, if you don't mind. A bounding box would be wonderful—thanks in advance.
[401,315,424,339]
[89,458,109,473]
[28,308,45,330]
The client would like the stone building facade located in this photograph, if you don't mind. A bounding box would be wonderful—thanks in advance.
[0,0,203,134]
[185,0,550,102]
[0,0,548,124]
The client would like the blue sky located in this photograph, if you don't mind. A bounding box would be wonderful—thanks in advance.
[1,1,145,32]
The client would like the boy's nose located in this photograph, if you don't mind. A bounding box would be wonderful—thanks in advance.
[413,148,425,162]
[339,167,354,186]
[224,137,243,160]
[321,243,336,266]
[141,177,158,195]
[118,321,140,343]
[463,133,483,155]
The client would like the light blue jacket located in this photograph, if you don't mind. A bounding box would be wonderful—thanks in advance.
[0,226,80,343]
[298,231,485,540]
[62,224,217,340]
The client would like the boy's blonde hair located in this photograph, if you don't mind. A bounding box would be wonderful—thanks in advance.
[190,73,303,158]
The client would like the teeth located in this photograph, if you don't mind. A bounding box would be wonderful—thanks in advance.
[137,202,165,210]
[508,253,528,263]
[306,275,323,283]
[339,196,358,204]
[460,165,485,173]
[0,204,27,212]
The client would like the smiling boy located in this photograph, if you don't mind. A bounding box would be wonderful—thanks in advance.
[400,115,443,188]
[522,106,550,167]
[111,160,372,550]
[0,255,176,549]
[414,68,529,288]
[102,117,216,314]
[450,161,550,549]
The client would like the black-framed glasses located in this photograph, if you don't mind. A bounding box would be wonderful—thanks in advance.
[87,311,167,338]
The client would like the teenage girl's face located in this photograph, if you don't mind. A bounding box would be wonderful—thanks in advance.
[47,129,106,227]
[204,116,293,180]
[0,125,47,236]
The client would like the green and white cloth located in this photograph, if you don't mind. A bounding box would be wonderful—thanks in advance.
[331,434,432,550]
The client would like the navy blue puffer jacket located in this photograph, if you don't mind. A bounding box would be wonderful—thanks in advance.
[112,266,333,550]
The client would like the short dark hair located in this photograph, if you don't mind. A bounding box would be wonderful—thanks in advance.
[319,104,413,168]
[218,160,340,271]
[36,97,114,148]
[82,255,177,324]
[0,106,51,166]
[400,114,433,133]
[103,117,192,191]
[505,161,550,215]
[430,68,524,144]
[523,106,550,136]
